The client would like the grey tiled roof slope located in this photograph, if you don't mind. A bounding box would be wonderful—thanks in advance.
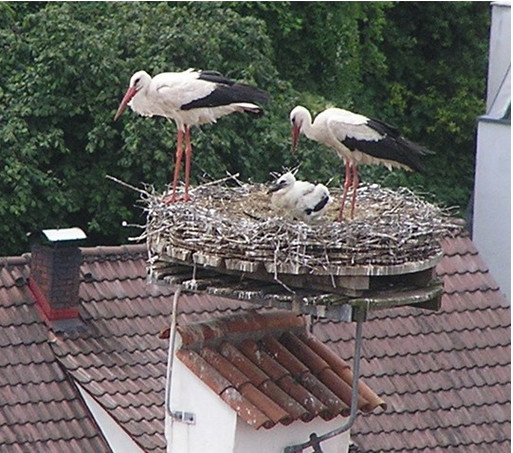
[0,256,111,453]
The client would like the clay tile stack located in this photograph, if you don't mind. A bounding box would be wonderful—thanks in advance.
[171,311,386,429]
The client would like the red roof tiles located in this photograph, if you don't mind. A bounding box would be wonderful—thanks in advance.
[168,311,386,429]
[0,231,509,452]
[168,312,386,428]
[0,257,111,452]
[322,233,510,453]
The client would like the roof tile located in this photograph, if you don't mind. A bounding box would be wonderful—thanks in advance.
[0,257,112,452]
[175,311,385,429]
[1,231,509,452]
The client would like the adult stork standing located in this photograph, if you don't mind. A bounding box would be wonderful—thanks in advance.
[114,69,269,202]
[290,106,430,220]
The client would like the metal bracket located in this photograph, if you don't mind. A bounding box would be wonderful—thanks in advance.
[171,410,196,425]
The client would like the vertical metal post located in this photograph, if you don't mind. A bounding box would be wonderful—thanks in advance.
[284,318,365,453]
[165,286,182,416]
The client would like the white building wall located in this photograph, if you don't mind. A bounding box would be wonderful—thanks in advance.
[167,358,237,453]
[486,2,511,111]
[234,415,350,453]
[472,1,511,302]
[473,119,511,301]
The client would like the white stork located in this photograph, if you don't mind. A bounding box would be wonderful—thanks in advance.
[290,106,430,220]
[268,171,332,222]
[114,69,269,202]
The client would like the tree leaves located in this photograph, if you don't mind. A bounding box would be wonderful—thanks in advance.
[0,2,489,254]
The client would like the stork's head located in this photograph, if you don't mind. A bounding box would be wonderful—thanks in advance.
[289,106,311,154]
[267,171,296,194]
[114,70,151,121]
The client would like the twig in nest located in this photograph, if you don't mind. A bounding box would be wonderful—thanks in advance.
[133,177,461,274]
[106,174,149,196]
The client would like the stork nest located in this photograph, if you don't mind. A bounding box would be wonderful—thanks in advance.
[129,175,462,275]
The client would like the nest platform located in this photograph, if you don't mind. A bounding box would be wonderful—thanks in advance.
[139,178,460,321]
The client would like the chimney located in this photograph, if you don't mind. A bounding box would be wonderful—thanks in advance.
[29,227,86,322]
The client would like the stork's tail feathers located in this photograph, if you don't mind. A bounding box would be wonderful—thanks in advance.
[399,138,434,173]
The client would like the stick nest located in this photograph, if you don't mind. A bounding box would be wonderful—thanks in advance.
[137,177,462,274]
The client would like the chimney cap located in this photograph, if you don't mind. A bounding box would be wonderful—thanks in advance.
[30,227,87,246]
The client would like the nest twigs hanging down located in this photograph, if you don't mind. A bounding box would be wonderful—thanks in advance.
[133,176,462,275]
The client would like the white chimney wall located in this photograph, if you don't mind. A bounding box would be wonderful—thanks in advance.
[166,357,237,453]
[166,355,350,453]
[233,416,350,453]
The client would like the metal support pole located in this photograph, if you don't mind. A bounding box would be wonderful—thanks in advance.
[165,285,183,416]
[284,318,365,453]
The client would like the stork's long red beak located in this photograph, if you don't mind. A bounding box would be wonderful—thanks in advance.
[291,124,300,154]
[114,86,137,121]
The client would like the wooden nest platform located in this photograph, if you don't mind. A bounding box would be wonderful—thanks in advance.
[132,176,462,319]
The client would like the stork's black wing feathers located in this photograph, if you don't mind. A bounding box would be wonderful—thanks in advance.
[181,71,270,111]
[366,118,401,138]
[197,71,235,86]
[343,135,431,172]
[342,118,433,173]
[305,193,330,215]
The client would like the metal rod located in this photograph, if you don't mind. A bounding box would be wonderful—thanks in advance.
[165,285,183,416]
[284,318,365,453]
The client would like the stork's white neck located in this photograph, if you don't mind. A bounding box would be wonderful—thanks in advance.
[293,107,318,141]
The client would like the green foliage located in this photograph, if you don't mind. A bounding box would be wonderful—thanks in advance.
[358,2,489,209]
[236,2,489,210]
[0,2,285,254]
[0,2,490,255]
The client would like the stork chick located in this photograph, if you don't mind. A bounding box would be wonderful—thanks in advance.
[268,172,332,222]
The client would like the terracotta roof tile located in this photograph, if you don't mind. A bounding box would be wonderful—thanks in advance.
[1,231,509,452]
[319,232,511,452]
[174,311,385,429]
[240,338,328,420]
[219,342,269,386]
[0,259,111,452]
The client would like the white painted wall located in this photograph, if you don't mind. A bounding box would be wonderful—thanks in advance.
[76,382,145,453]
[234,415,350,453]
[473,119,511,301]
[165,333,350,453]
[486,2,511,111]
[472,1,511,302]
[167,357,238,453]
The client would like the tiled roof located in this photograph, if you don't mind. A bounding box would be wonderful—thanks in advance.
[0,231,510,452]
[316,233,510,452]
[50,245,259,453]
[0,255,111,452]
[162,310,386,429]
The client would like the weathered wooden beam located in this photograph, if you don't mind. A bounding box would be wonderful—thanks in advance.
[149,260,443,322]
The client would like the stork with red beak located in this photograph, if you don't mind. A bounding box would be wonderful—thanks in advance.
[114,69,269,202]
[290,106,430,220]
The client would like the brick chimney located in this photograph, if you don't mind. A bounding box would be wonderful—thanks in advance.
[29,228,86,321]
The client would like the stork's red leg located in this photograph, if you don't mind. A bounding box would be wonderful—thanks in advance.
[350,164,359,219]
[166,129,184,204]
[183,125,192,202]
[338,162,352,221]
